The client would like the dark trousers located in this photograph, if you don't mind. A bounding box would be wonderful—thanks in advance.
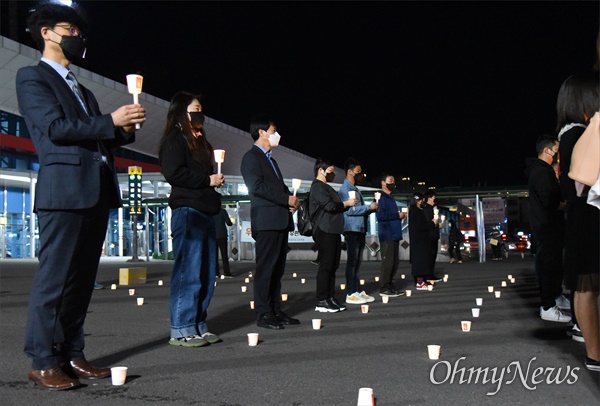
[491,242,502,258]
[215,237,231,276]
[380,240,399,290]
[344,232,365,294]
[449,242,462,261]
[534,238,564,309]
[429,239,438,274]
[313,227,341,301]
[253,230,288,317]
[24,206,109,370]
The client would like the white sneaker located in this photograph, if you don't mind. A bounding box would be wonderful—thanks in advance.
[359,291,375,303]
[345,292,367,304]
[540,306,571,323]
[555,294,571,310]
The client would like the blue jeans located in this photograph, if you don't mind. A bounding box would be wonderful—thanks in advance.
[345,232,365,294]
[170,207,216,338]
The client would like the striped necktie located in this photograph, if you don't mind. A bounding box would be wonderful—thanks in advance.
[66,71,89,115]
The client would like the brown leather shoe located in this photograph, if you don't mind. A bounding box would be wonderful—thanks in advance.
[68,358,111,379]
[28,367,81,390]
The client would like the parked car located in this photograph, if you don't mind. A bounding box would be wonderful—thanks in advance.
[461,233,529,258]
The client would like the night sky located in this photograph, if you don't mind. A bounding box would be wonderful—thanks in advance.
[5,1,599,187]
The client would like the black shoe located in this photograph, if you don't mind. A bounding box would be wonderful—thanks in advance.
[380,289,401,297]
[315,299,340,313]
[427,275,443,283]
[275,311,300,325]
[330,297,347,311]
[257,312,284,330]
[584,357,600,372]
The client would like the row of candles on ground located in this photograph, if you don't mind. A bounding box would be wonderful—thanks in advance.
[427,274,517,361]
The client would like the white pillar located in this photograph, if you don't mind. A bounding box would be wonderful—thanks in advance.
[118,207,124,256]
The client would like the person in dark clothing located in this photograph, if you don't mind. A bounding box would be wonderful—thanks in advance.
[376,173,407,296]
[409,192,434,290]
[489,227,503,260]
[309,158,357,312]
[422,191,443,282]
[526,134,569,323]
[214,208,233,277]
[556,72,600,371]
[448,219,463,264]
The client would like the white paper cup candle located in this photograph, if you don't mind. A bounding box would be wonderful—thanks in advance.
[250,300,254,309]
[508,274,513,279]
[495,291,501,298]
[374,276,380,282]
[129,289,135,296]
[401,274,406,279]
[361,304,369,314]
[427,345,441,360]
[360,279,365,285]
[348,191,356,199]
[111,284,117,290]
[126,74,143,129]
[301,278,306,284]
[405,289,412,297]
[461,321,472,332]
[292,178,302,196]
[241,286,247,292]
[443,275,448,282]
[110,366,128,386]
[136,297,144,305]
[488,286,494,293]
[158,280,163,286]
[293,273,297,278]
[401,207,408,213]
[510,278,516,284]
[281,293,288,301]
[340,283,346,290]
[312,319,322,330]
[245,278,250,283]
[472,308,480,317]
[247,333,259,346]
[357,388,374,406]
[501,281,507,287]
[213,149,225,175]
[374,192,381,202]
[427,284,434,291]
[476,297,483,306]
[382,296,389,304]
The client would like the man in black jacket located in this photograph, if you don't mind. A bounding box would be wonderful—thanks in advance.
[527,135,569,323]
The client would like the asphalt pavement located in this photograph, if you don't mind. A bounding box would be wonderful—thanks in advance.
[0,254,598,405]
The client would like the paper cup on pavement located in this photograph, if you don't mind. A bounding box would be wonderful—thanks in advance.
[374,276,380,282]
[357,387,374,406]
[487,286,494,293]
[110,284,117,290]
[340,283,345,290]
[360,279,365,285]
[247,333,259,346]
[136,297,144,305]
[401,274,406,279]
[461,321,472,332]
[128,289,135,296]
[281,293,288,301]
[495,291,501,298]
[427,284,434,291]
[476,297,483,306]
[405,289,412,297]
[472,308,480,317]
[501,281,507,287]
[293,273,297,278]
[361,304,369,314]
[250,300,254,309]
[508,274,513,279]
[427,345,441,360]
[241,286,247,293]
[312,319,322,330]
[158,280,164,286]
[111,366,128,386]
[301,278,306,284]
[244,278,250,283]
[510,278,516,284]
[382,296,389,303]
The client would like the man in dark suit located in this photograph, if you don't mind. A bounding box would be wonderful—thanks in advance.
[240,114,300,329]
[15,3,146,390]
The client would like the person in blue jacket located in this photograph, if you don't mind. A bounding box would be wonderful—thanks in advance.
[375,173,407,297]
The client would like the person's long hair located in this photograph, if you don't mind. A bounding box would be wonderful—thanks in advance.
[556,72,600,132]
[159,91,213,162]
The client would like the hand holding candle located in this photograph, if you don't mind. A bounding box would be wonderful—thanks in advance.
[374,192,381,202]
[214,149,225,175]
[292,178,302,196]
[126,74,143,129]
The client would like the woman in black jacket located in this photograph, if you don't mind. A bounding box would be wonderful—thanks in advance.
[309,158,356,313]
[159,92,225,347]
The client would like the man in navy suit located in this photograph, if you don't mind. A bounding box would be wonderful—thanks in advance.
[241,115,300,329]
[16,3,146,390]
